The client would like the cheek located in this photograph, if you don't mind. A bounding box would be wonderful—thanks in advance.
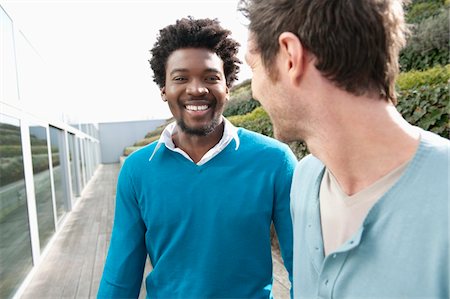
[212,85,228,103]
[251,73,268,102]
[165,85,180,97]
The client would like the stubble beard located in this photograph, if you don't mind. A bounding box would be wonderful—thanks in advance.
[177,115,221,136]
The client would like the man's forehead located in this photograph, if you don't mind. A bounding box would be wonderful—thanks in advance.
[166,48,225,75]
[167,48,223,66]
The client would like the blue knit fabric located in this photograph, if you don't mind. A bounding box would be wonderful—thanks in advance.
[98,128,297,298]
[291,129,449,299]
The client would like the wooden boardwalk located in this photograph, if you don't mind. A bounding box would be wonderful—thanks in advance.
[19,164,290,298]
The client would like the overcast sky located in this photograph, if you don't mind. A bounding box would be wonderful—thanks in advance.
[2,0,251,123]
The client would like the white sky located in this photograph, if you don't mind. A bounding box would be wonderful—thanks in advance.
[2,0,251,123]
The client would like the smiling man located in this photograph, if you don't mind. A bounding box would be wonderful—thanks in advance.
[97,17,297,298]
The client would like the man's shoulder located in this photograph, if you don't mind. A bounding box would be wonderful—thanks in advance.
[420,129,450,156]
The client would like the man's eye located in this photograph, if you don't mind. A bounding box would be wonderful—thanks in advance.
[173,77,186,82]
[206,76,220,82]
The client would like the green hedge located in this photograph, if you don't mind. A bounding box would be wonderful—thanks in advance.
[396,65,450,137]
[124,146,143,156]
[396,65,450,89]
[405,0,444,23]
[228,107,273,137]
[0,145,53,158]
[134,135,159,146]
[0,157,25,187]
[228,107,310,159]
[400,2,449,71]
[397,84,449,136]
[224,80,261,117]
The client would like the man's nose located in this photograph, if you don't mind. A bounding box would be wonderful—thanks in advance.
[186,80,209,96]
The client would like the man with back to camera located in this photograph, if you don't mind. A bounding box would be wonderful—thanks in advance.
[240,0,449,298]
[97,17,297,298]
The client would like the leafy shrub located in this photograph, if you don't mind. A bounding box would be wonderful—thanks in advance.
[397,83,449,136]
[228,107,273,137]
[0,133,21,145]
[405,0,444,23]
[0,156,25,187]
[287,141,309,160]
[144,124,166,138]
[31,153,51,174]
[396,65,449,137]
[31,145,49,155]
[0,145,23,158]
[400,5,449,71]
[30,135,48,146]
[134,135,159,146]
[223,79,261,117]
[124,146,143,156]
[223,96,260,117]
[396,65,450,89]
[228,107,309,159]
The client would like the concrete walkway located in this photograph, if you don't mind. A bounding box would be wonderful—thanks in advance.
[19,164,290,298]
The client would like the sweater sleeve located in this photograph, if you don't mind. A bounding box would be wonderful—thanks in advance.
[97,162,147,298]
[272,146,297,293]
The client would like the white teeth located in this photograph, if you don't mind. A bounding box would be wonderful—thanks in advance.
[186,105,208,111]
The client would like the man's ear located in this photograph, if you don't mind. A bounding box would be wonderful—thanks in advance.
[278,32,305,86]
[161,87,167,102]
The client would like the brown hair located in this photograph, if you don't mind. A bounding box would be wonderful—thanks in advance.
[239,0,408,104]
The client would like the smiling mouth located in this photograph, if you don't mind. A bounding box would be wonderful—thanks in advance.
[185,104,210,111]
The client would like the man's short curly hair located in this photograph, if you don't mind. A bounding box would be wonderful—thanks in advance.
[149,17,241,88]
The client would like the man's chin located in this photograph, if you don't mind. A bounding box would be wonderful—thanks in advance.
[177,120,219,136]
[274,127,298,143]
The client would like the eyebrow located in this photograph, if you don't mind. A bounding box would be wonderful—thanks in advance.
[169,68,222,76]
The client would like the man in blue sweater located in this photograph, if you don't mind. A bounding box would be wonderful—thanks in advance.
[98,17,297,298]
[241,0,449,298]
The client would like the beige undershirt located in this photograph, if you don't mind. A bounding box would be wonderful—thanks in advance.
[319,161,410,256]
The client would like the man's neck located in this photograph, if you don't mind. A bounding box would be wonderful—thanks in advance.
[307,95,420,196]
[172,121,225,163]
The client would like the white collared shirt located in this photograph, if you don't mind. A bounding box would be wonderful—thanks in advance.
[149,117,240,165]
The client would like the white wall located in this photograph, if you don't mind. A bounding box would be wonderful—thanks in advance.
[99,119,165,164]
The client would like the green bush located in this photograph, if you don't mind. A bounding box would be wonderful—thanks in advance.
[0,156,25,187]
[0,145,22,157]
[223,96,260,117]
[223,79,261,117]
[397,65,450,89]
[144,124,166,138]
[31,153,51,174]
[30,135,48,146]
[405,0,444,23]
[0,133,21,145]
[400,5,449,71]
[397,83,449,136]
[228,107,273,137]
[31,145,49,155]
[228,107,309,159]
[134,135,159,146]
[124,146,144,156]
[396,65,449,137]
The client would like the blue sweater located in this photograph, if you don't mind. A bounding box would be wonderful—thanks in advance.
[98,128,297,298]
[291,129,449,298]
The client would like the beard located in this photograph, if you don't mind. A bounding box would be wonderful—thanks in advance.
[177,115,222,136]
